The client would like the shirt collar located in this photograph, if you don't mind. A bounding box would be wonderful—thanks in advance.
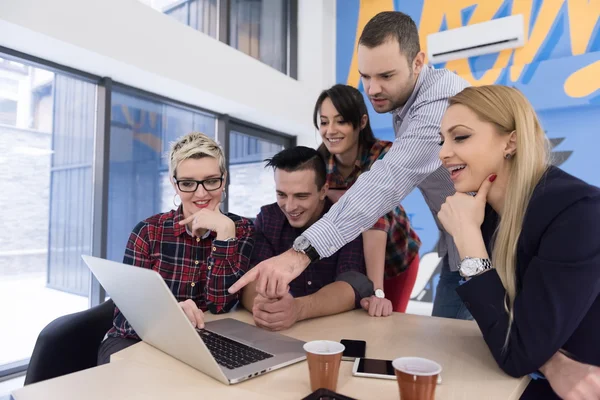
[173,206,187,237]
[392,64,431,123]
[326,147,367,180]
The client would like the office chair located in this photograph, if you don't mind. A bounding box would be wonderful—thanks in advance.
[24,299,115,385]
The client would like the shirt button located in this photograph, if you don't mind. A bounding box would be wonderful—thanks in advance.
[307,281,312,285]
[329,246,335,252]
[212,247,216,251]
[194,260,199,265]
[190,282,196,287]
[207,266,212,270]
[196,237,200,243]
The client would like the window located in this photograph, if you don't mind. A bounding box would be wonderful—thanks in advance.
[139,0,296,76]
[229,0,290,73]
[0,54,95,369]
[0,98,17,125]
[0,47,295,385]
[160,0,218,38]
[227,123,293,218]
[107,88,216,263]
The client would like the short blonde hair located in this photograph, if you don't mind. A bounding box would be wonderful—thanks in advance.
[168,132,226,178]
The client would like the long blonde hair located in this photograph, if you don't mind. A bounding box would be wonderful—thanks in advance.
[449,85,550,346]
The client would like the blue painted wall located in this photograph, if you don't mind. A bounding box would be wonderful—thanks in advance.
[337,0,600,260]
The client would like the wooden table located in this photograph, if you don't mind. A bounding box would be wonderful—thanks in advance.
[11,309,529,400]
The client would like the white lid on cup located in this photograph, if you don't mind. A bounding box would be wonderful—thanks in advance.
[392,357,442,376]
[303,340,345,355]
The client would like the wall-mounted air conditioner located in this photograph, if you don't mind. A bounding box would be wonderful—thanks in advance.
[426,14,525,64]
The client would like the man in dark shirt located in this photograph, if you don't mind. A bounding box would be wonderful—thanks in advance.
[241,146,372,331]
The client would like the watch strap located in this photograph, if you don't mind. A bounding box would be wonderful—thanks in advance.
[459,257,493,278]
[304,245,320,263]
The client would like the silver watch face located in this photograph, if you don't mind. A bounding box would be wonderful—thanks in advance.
[293,235,310,252]
[460,257,491,277]
[460,258,480,277]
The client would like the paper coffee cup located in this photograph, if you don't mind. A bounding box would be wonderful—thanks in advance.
[392,357,442,400]
[304,341,345,392]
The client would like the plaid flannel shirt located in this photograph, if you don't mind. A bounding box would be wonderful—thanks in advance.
[251,199,366,306]
[106,206,255,340]
[325,140,421,278]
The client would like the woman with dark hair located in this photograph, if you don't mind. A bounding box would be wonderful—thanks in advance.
[313,84,421,316]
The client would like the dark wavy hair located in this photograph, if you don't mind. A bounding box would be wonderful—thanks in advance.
[313,84,376,159]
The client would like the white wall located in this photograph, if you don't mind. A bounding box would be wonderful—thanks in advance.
[0,0,336,147]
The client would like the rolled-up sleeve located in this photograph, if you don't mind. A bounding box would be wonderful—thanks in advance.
[205,218,255,314]
[334,236,368,308]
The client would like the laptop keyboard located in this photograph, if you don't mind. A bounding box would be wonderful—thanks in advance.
[197,329,274,370]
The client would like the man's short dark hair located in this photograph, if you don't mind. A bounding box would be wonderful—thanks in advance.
[359,11,420,63]
[265,146,327,189]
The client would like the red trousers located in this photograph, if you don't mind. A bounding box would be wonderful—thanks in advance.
[383,254,420,313]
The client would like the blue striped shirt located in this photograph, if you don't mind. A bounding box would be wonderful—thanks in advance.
[303,65,469,270]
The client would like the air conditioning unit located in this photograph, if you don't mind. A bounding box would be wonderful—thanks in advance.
[426,14,525,64]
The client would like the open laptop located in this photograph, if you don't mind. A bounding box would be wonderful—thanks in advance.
[82,255,306,385]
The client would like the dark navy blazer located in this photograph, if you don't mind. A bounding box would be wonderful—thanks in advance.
[457,166,600,399]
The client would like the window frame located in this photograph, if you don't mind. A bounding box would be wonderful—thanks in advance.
[0,44,296,379]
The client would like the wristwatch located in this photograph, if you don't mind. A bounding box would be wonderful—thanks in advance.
[292,235,320,263]
[459,257,493,278]
[374,289,385,299]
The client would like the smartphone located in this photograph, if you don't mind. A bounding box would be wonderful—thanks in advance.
[340,339,366,361]
[352,358,443,384]
[352,357,396,380]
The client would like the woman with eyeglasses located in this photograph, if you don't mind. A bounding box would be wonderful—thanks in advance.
[97,132,255,364]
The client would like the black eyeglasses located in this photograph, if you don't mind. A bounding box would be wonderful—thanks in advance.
[173,176,224,192]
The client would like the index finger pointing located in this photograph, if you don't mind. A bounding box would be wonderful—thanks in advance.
[229,267,259,294]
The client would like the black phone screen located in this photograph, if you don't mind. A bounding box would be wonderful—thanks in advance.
[340,339,366,359]
[356,358,395,376]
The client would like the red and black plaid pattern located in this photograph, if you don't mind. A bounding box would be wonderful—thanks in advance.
[325,140,421,278]
[106,206,255,340]
[251,200,366,306]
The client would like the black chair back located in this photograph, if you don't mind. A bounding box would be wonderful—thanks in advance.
[24,299,115,385]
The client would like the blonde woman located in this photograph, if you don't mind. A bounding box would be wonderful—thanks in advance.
[437,85,600,399]
[97,132,255,364]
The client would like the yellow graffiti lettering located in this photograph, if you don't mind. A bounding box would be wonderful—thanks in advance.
[346,0,395,88]
[347,0,599,89]
[418,0,474,62]
[420,0,509,84]
[149,111,157,129]
[567,0,600,56]
[134,133,163,153]
[510,0,565,81]
[564,60,600,98]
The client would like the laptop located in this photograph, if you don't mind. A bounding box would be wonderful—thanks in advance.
[82,255,306,385]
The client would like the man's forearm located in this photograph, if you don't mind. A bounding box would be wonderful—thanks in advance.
[295,281,355,321]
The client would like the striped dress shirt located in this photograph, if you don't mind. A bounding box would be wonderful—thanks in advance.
[303,65,469,271]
